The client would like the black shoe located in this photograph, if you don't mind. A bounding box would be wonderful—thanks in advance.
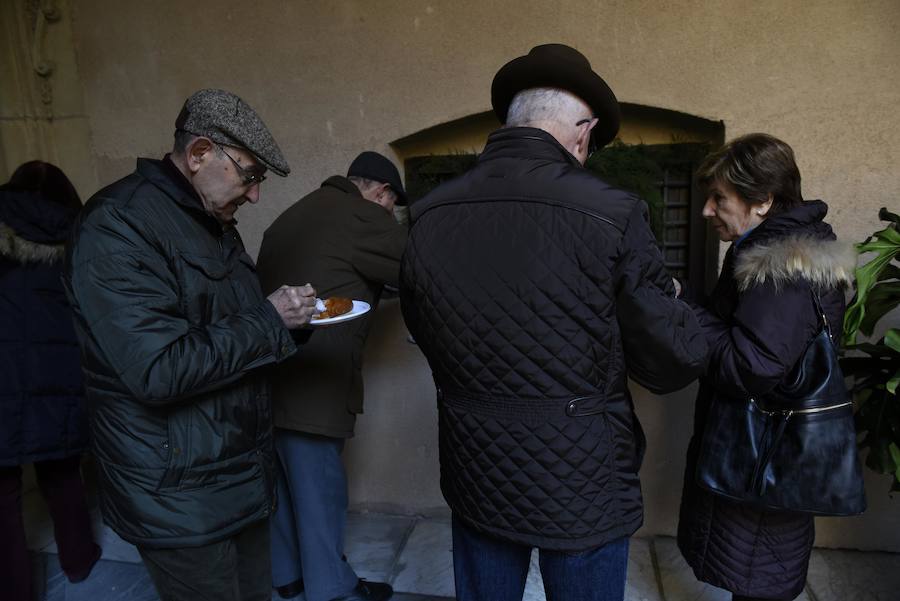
[331,579,393,601]
[67,544,102,583]
[275,578,305,599]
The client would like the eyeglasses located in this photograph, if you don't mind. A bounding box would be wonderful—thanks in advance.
[575,118,598,156]
[214,142,267,186]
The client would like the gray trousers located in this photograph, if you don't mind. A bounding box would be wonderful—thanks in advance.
[270,429,358,601]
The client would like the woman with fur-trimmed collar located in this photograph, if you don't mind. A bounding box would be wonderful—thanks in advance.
[676,134,856,601]
[0,162,101,600]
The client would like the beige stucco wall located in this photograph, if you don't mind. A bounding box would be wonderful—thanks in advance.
[4,0,899,551]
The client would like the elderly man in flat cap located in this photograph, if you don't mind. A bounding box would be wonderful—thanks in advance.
[64,88,317,601]
[255,151,407,601]
[400,44,708,600]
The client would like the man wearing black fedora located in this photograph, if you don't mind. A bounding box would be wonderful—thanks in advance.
[256,151,407,601]
[400,44,707,600]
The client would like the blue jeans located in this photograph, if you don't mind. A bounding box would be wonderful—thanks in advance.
[452,515,629,601]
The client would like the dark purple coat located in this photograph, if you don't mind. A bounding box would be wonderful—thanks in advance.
[678,200,856,599]
[0,190,87,466]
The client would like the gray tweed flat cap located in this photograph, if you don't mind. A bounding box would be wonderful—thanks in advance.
[175,88,290,176]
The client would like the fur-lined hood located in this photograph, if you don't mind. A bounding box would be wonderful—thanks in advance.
[734,235,857,291]
[0,222,65,264]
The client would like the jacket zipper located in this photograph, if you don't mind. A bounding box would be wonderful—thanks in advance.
[750,398,852,416]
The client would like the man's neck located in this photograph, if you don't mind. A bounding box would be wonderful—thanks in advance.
[510,121,579,161]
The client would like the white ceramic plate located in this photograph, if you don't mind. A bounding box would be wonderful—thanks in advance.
[309,300,371,326]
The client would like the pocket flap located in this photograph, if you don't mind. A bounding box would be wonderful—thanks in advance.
[179,253,228,280]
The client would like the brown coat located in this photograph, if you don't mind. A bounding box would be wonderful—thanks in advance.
[256,176,407,437]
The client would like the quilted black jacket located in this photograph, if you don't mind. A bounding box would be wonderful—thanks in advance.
[64,158,297,547]
[400,127,708,551]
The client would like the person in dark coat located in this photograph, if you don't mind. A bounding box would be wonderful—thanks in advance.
[400,44,708,601]
[677,134,857,601]
[256,151,407,601]
[0,161,101,601]
[64,89,318,601]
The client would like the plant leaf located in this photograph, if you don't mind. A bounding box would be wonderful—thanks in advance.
[879,206,900,226]
[858,281,900,336]
[843,225,900,344]
[876,263,900,283]
[890,443,900,491]
[887,368,900,395]
[886,329,900,354]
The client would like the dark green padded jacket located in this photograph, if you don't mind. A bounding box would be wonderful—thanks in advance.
[64,157,296,548]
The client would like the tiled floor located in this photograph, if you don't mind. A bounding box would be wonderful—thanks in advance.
[25,497,900,601]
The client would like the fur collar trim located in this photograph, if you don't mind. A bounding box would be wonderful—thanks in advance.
[734,235,856,291]
[0,222,65,264]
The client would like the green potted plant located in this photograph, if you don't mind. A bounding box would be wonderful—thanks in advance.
[841,207,900,492]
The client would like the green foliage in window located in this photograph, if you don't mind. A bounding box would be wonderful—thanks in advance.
[586,141,665,238]
[405,154,478,204]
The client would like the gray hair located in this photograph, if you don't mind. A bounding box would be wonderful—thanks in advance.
[349,176,397,202]
[505,87,591,127]
[173,129,197,154]
[173,130,229,160]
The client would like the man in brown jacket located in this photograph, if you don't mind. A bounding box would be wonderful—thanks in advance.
[256,151,407,601]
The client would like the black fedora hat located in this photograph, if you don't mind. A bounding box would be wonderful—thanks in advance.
[491,44,621,150]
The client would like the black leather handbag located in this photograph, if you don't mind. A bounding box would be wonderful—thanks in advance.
[696,292,867,516]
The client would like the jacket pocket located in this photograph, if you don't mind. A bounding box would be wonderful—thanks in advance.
[179,253,228,279]
[176,253,229,324]
[565,393,609,417]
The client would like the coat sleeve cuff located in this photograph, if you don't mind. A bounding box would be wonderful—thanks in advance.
[259,299,297,361]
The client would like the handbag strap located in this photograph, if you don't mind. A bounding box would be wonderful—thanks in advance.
[811,288,833,341]
[751,411,793,496]
[749,287,834,497]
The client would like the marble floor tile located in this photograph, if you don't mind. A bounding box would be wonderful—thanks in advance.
[346,512,416,582]
[806,547,900,601]
[24,511,898,601]
[41,554,159,601]
[654,537,731,601]
[523,549,545,601]
[626,538,663,601]
[91,521,144,563]
[391,517,455,597]
[263,584,451,601]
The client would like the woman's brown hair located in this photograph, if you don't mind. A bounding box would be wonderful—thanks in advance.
[696,133,803,215]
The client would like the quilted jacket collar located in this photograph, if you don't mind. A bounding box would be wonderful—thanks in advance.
[480,127,582,167]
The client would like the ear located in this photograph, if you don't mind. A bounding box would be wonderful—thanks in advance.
[186,138,214,174]
[756,192,774,217]
[574,118,598,158]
